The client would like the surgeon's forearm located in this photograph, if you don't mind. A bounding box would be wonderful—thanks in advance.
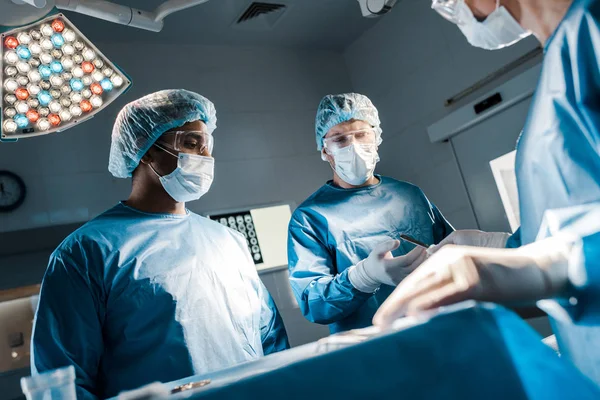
[299,271,371,324]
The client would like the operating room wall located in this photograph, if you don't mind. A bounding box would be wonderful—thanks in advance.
[343,0,540,230]
[0,42,350,347]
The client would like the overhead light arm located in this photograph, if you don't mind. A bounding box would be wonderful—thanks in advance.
[11,0,48,8]
[55,0,210,32]
[357,0,397,18]
[2,0,210,32]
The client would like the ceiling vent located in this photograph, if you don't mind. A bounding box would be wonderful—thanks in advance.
[233,2,288,30]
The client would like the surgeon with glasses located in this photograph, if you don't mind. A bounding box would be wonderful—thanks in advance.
[31,89,289,400]
[287,93,454,333]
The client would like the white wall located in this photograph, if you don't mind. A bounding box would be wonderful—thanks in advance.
[343,0,539,229]
[0,43,349,233]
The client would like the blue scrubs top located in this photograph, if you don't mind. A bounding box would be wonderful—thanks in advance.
[288,176,453,333]
[31,203,289,399]
[508,0,600,384]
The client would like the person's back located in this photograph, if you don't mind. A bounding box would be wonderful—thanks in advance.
[375,0,600,386]
[510,0,600,383]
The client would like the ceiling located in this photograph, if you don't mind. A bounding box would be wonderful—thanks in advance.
[64,0,379,51]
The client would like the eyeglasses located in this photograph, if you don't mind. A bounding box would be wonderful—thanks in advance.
[323,128,378,153]
[157,130,213,155]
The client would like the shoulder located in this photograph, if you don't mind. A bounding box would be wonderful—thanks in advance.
[291,184,333,224]
[51,205,127,262]
[189,212,248,246]
[553,0,599,46]
[379,176,427,197]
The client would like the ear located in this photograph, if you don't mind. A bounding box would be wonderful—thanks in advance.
[140,150,153,165]
[321,149,329,162]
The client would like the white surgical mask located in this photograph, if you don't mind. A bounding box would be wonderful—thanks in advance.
[151,144,214,203]
[327,143,379,186]
[454,0,530,50]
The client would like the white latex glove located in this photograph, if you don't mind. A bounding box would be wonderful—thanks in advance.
[427,230,511,255]
[348,239,428,293]
[373,236,572,327]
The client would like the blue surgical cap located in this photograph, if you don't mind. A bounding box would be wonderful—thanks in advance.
[109,89,217,178]
[315,93,382,151]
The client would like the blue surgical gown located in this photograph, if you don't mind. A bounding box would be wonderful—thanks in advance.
[31,202,289,399]
[507,0,600,384]
[288,176,453,333]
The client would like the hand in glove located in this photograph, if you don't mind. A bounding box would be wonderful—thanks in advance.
[373,237,572,326]
[348,239,427,293]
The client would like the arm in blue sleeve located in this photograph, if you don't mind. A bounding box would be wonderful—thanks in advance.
[287,215,371,325]
[431,204,455,244]
[31,245,104,400]
[506,228,522,248]
[258,281,290,354]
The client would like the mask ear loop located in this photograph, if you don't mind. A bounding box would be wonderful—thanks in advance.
[148,143,179,179]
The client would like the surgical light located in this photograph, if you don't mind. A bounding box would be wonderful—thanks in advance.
[40,38,53,50]
[90,82,102,95]
[81,61,93,73]
[39,52,52,64]
[4,50,18,64]
[15,114,29,128]
[36,118,50,130]
[4,36,18,49]
[16,62,30,74]
[37,90,51,106]
[50,33,64,47]
[62,29,75,42]
[50,60,63,73]
[3,119,17,132]
[62,44,74,55]
[100,78,112,92]
[15,101,28,113]
[61,56,73,70]
[1,14,131,140]
[92,71,103,82]
[29,42,41,55]
[26,109,39,122]
[17,33,32,45]
[16,45,31,59]
[72,66,83,77]
[4,79,18,92]
[15,88,29,100]
[48,113,60,125]
[80,99,92,112]
[27,98,39,108]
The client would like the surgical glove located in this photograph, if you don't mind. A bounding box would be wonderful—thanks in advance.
[348,240,428,293]
[427,230,510,255]
[373,236,572,327]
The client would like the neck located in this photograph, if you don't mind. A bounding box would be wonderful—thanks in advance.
[125,180,187,215]
[332,173,379,189]
[512,0,573,45]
